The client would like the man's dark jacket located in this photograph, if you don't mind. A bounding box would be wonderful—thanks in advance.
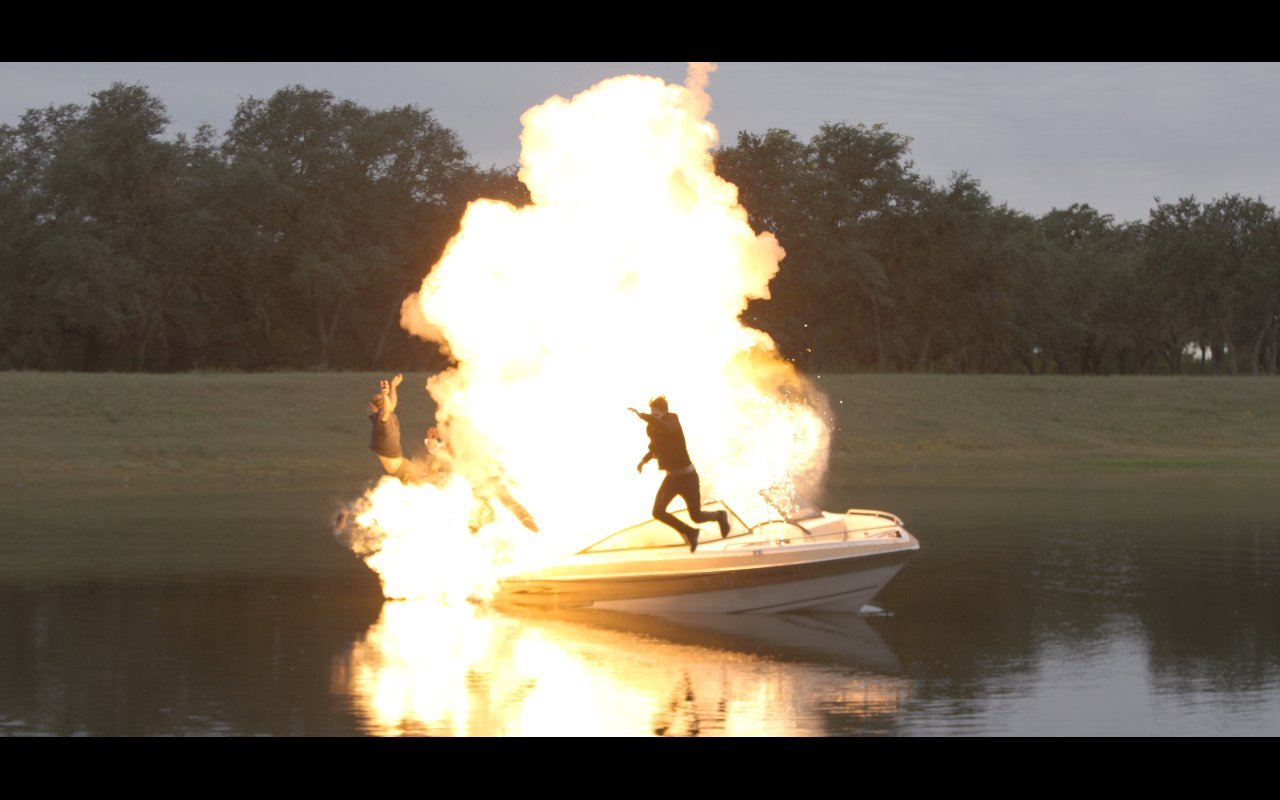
[643,412,693,471]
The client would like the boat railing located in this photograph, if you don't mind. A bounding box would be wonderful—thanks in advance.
[845,509,904,526]
[580,504,907,555]
[724,519,903,549]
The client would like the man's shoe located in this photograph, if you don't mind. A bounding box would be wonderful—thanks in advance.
[682,527,700,553]
[718,513,730,538]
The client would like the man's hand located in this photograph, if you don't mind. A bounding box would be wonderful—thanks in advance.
[636,458,648,474]
[377,381,392,422]
[381,376,400,417]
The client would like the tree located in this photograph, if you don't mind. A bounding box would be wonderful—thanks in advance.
[1034,204,1142,374]
[716,123,922,371]
[0,85,195,370]
[1144,195,1277,375]
[220,86,472,368]
[1200,195,1277,375]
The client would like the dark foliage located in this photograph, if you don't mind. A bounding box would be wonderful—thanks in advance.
[718,126,1280,375]
[0,84,528,372]
[2,85,1276,374]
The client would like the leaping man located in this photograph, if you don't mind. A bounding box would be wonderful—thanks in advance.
[628,395,729,553]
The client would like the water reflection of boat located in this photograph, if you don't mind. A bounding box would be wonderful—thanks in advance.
[497,502,920,614]
[505,606,902,673]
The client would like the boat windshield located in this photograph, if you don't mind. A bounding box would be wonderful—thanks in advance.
[581,501,749,554]
[787,498,824,522]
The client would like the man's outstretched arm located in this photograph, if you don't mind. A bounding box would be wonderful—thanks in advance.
[370,376,406,475]
[627,407,656,423]
[379,373,403,421]
[628,407,656,472]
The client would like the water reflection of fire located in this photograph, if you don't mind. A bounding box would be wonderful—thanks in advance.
[334,602,908,736]
[341,63,832,602]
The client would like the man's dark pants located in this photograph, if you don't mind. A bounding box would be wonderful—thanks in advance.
[653,470,727,537]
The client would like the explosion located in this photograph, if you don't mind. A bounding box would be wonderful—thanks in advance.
[341,63,832,601]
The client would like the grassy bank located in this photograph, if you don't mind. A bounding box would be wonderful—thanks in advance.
[817,374,1280,480]
[1,372,1276,584]
[0,372,438,584]
[2,372,1278,493]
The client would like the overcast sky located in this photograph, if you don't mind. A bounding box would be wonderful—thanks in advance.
[3,62,1277,223]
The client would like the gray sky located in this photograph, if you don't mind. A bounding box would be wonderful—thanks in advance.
[4,62,1278,223]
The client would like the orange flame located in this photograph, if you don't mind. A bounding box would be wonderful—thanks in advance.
[343,64,832,601]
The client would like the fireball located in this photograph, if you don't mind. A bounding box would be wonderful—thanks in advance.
[343,63,832,601]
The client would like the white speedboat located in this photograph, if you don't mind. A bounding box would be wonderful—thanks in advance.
[497,501,919,614]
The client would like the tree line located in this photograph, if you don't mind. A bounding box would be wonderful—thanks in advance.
[718,125,1280,376]
[3,84,1277,374]
[0,83,527,372]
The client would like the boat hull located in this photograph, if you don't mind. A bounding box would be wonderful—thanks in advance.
[497,546,913,615]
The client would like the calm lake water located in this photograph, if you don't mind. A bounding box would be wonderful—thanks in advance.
[2,470,1278,736]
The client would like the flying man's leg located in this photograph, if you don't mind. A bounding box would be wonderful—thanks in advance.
[680,472,731,538]
[492,480,539,533]
[653,473,700,552]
